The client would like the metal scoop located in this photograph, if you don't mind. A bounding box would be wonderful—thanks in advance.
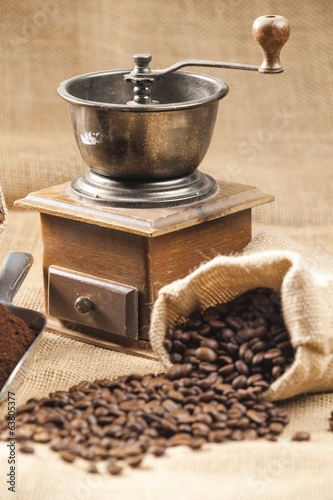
[0,252,47,404]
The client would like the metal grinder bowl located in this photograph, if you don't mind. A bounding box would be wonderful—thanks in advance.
[57,70,228,181]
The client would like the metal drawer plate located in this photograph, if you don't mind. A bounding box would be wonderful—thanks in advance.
[48,266,138,339]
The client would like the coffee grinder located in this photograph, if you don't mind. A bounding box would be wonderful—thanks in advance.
[16,15,290,358]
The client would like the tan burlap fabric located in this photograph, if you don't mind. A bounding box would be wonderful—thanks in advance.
[0,0,333,498]
[150,229,333,402]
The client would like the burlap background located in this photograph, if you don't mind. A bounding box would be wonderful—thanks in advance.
[0,0,332,499]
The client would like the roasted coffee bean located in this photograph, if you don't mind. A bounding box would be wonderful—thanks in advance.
[272,366,282,379]
[236,328,254,343]
[236,343,247,362]
[87,463,98,473]
[269,422,284,435]
[230,429,243,441]
[201,338,219,350]
[218,355,233,365]
[264,348,282,360]
[19,445,34,454]
[246,410,267,425]
[199,362,218,373]
[170,353,183,364]
[107,463,123,475]
[232,375,247,390]
[243,349,254,365]
[60,451,76,463]
[218,363,235,376]
[225,316,243,331]
[195,347,217,363]
[252,352,264,365]
[291,432,310,441]
[272,356,287,366]
[209,320,226,329]
[242,429,258,440]
[235,360,249,375]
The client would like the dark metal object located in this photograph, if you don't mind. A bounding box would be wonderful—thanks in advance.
[125,55,258,105]
[58,70,227,207]
[0,253,47,404]
[70,169,217,208]
[57,14,289,208]
[125,15,290,104]
[75,296,94,314]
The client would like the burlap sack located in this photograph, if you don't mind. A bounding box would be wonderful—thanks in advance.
[150,228,333,402]
[0,183,8,232]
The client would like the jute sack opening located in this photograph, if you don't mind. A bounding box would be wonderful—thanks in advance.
[0,183,8,232]
[150,229,333,402]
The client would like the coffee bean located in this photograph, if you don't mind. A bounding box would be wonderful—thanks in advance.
[218,355,233,365]
[19,445,34,454]
[246,410,267,425]
[225,316,243,330]
[242,429,258,440]
[87,463,98,473]
[60,451,76,463]
[216,303,229,315]
[209,320,226,329]
[195,347,217,363]
[218,363,235,376]
[265,433,278,441]
[232,375,247,390]
[199,362,218,373]
[252,352,264,365]
[251,341,267,353]
[272,356,287,366]
[244,349,254,364]
[274,330,289,343]
[201,338,219,350]
[107,463,123,475]
[127,454,144,468]
[231,429,243,441]
[235,360,249,375]
[272,366,282,379]
[291,432,310,441]
[264,348,282,360]
[170,353,183,364]
[251,326,268,339]
[33,431,52,443]
[269,422,284,435]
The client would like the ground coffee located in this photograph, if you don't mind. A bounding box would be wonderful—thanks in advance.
[0,288,295,474]
[0,303,39,389]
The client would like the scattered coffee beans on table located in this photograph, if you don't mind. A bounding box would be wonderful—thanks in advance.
[0,288,294,474]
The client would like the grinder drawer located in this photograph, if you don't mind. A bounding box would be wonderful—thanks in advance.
[48,266,138,339]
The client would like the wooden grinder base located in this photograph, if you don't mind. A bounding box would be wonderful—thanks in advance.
[16,179,273,356]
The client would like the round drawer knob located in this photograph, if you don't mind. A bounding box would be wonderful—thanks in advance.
[74,296,94,314]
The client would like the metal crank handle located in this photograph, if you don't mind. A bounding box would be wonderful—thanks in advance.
[125,15,290,84]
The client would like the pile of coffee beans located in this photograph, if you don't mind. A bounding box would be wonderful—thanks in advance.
[0,288,294,474]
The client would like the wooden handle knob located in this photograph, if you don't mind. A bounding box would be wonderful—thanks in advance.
[252,15,290,73]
